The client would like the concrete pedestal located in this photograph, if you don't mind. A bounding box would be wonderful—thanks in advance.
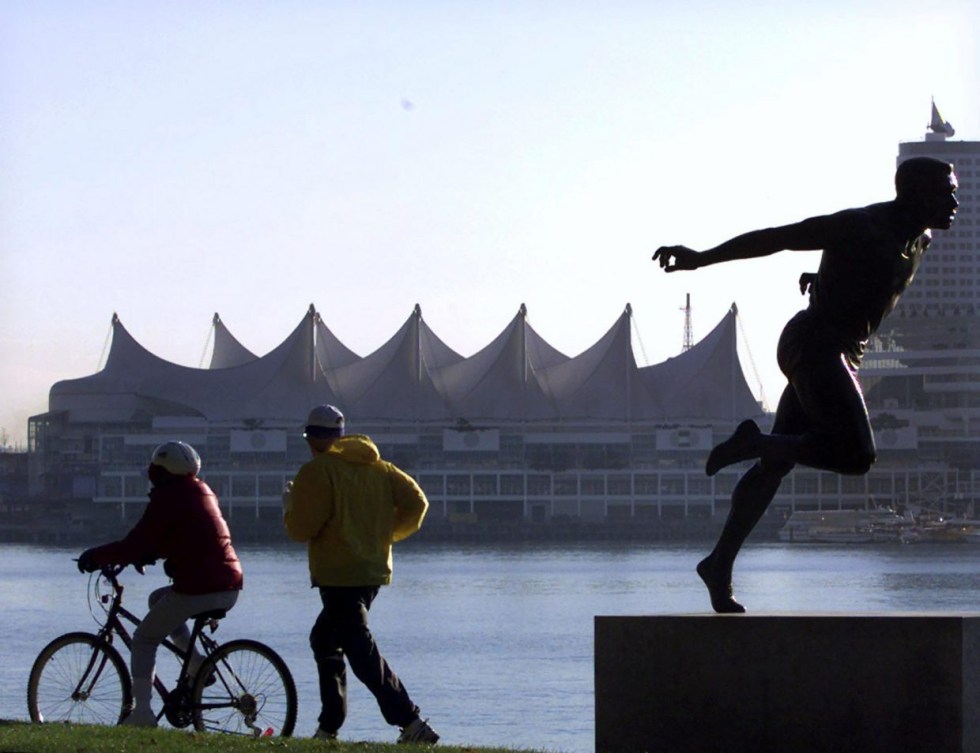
[595,614,980,753]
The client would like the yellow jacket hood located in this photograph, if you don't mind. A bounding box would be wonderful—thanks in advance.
[329,434,381,465]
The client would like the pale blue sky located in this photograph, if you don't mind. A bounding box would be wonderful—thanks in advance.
[2,1,977,446]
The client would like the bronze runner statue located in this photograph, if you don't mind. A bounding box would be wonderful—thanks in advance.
[653,157,959,613]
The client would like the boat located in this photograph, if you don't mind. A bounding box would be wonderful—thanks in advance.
[898,514,980,543]
[778,509,911,544]
[962,528,980,544]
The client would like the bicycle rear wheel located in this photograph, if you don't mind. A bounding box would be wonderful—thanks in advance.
[192,638,296,737]
[28,632,132,725]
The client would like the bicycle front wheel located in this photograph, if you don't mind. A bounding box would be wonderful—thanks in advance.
[192,639,297,737]
[28,632,132,725]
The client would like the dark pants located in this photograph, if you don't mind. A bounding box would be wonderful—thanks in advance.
[310,585,418,733]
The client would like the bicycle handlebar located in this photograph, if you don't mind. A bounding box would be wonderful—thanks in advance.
[73,559,154,578]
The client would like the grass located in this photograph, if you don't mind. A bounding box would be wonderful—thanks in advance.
[0,720,542,753]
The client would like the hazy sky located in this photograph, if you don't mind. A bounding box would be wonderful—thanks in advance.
[2,1,978,447]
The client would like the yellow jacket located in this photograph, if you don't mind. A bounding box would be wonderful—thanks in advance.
[284,434,428,587]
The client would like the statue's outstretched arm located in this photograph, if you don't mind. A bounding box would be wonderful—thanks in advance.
[653,215,834,273]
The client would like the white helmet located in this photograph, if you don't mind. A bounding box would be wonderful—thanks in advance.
[150,441,201,476]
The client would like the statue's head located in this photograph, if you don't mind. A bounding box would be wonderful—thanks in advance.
[895,157,958,230]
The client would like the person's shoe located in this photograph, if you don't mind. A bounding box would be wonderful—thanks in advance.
[313,727,338,741]
[121,705,158,728]
[705,419,761,476]
[697,556,745,614]
[195,668,217,688]
[186,658,218,688]
[398,717,440,744]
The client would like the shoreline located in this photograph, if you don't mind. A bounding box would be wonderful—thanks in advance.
[0,515,783,547]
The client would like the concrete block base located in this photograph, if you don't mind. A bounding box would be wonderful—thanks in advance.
[595,614,980,753]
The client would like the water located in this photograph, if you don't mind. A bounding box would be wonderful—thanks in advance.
[3,541,979,752]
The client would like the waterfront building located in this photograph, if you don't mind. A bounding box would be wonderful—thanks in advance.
[27,302,768,536]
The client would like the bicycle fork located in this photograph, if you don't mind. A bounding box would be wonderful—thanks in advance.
[74,631,119,704]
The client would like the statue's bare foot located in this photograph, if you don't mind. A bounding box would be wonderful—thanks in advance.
[697,556,745,614]
[705,419,761,477]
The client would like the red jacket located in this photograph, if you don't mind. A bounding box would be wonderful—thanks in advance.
[88,476,243,595]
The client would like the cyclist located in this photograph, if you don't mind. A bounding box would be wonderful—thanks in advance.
[77,441,243,727]
[284,405,439,744]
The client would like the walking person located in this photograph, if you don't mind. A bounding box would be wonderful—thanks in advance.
[284,404,439,744]
[77,441,243,726]
[653,157,958,613]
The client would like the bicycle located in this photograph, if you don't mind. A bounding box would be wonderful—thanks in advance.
[27,565,297,737]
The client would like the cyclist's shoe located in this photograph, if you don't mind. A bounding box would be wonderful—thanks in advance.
[313,727,338,741]
[397,717,439,744]
[189,659,217,688]
[121,705,158,728]
[195,669,217,688]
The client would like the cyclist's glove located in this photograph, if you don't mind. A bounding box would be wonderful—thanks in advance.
[77,548,99,573]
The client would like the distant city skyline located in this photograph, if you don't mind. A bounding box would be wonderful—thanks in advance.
[3,1,978,447]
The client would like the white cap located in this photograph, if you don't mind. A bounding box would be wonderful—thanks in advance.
[305,404,345,438]
[150,441,202,476]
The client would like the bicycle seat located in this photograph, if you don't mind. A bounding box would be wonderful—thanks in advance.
[192,609,227,621]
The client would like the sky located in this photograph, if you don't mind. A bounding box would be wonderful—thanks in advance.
[1,1,978,448]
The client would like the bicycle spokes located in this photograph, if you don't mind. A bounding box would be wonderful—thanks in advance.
[199,660,267,735]
[192,640,296,737]
[28,633,132,726]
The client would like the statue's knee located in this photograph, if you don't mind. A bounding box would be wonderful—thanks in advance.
[842,449,876,476]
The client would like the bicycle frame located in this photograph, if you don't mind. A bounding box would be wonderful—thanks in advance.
[87,568,220,719]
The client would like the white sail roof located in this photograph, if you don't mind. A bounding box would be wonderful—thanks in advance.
[49,302,762,426]
[314,310,361,370]
[208,313,258,369]
[433,305,565,421]
[639,304,761,421]
[51,307,338,424]
[539,305,665,421]
[327,306,455,422]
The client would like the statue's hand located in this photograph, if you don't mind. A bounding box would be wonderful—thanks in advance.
[799,272,817,295]
[653,245,700,272]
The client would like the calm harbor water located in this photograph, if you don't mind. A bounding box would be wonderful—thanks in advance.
[2,541,979,752]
